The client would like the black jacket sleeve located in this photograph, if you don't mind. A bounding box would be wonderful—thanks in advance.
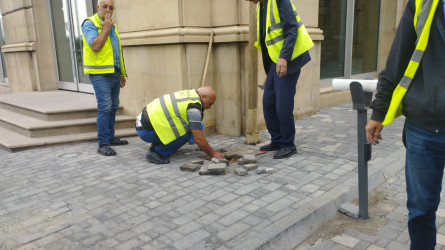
[370,0,417,121]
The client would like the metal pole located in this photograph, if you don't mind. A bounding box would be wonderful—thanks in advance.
[357,109,369,219]
[349,81,372,220]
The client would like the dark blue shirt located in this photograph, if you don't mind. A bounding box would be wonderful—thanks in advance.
[443,0,445,20]
[81,16,121,70]
[259,0,311,75]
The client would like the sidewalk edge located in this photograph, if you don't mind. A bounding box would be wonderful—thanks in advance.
[233,147,406,250]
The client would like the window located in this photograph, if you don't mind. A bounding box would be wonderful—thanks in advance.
[319,0,381,88]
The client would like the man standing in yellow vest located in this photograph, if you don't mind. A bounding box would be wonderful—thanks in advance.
[82,0,128,156]
[366,0,445,248]
[246,0,313,159]
[135,86,226,164]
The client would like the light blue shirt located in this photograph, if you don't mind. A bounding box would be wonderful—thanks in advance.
[81,17,121,70]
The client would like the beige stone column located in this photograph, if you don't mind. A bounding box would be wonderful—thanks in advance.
[246,3,260,144]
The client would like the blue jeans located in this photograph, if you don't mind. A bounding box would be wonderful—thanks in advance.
[90,72,121,145]
[137,129,191,158]
[403,119,445,250]
[263,66,300,148]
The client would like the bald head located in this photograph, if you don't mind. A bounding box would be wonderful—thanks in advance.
[197,86,216,110]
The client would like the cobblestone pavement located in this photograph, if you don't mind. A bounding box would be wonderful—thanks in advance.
[0,103,407,250]
[296,167,445,250]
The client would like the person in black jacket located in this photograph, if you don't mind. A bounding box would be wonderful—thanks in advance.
[246,0,312,159]
[366,0,445,249]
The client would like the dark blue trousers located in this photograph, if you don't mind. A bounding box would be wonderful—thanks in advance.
[403,119,445,250]
[263,66,301,148]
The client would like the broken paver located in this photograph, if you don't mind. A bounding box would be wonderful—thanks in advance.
[235,168,248,176]
[199,165,210,175]
[207,163,226,174]
[243,164,258,171]
[255,167,276,174]
[191,159,204,165]
[211,157,229,165]
[180,163,201,172]
[242,154,256,164]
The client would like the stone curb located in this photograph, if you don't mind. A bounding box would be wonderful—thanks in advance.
[233,147,406,250]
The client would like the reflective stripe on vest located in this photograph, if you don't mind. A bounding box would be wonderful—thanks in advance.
[254,0,314,63]
[382,0,439,125]
[146,90,202,145]
[82,13,127,76]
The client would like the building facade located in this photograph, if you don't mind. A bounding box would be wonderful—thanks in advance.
[0,0,408,137]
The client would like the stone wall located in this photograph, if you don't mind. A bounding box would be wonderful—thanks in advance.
[117,0,323,137]
[0,0,58,93]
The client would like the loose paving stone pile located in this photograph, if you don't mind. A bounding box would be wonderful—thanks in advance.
[181,150,277,177]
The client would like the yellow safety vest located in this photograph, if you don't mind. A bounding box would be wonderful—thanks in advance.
[146,89,202,145]
[383,0,438,125]
[254,0,314,63]
[82,13,127,76]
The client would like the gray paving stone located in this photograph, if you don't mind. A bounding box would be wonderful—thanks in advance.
[99,238,120,248]
[216,222,250,241]
[0,103,412,250]
[173,230,211,250]
[206,163,226,175]
[386,240,410,250]
[243,164,258,171]
[235,167,248,176]
[180,163,201,172]
[191,159,204,165]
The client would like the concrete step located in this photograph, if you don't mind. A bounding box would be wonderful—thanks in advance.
[0,90,122,121]
[0,126,137,152]
[319,87,352,110]
[0,90,138,151]
[0,107,135,138]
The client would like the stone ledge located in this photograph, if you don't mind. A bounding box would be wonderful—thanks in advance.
[2,42,36,53]
[320,88,352,110]
[120,26,323,46]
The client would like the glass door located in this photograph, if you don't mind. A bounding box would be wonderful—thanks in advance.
[49,0,95,93]
[319,0,381,88]
[0,12,7,83]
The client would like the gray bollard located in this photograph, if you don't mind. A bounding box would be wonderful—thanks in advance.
[333,79,376,220]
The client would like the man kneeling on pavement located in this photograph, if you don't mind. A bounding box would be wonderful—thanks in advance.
[135,86,226,164]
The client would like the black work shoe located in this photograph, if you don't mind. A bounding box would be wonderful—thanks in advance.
[149,144,156,153]
[110,138,128,146]
[273,146,297,159]
[259,142,281,151]
[146,151,170,164]
[98,144,117,156]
